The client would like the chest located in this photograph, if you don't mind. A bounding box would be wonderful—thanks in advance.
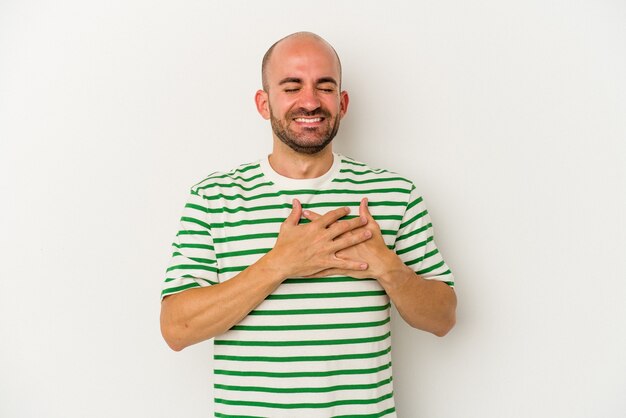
[209,191,403,281]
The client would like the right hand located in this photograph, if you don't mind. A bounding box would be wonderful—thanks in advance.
[265,199,373,278]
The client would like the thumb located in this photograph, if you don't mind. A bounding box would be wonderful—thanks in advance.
[285,199,302,226]
[360,197,373,221]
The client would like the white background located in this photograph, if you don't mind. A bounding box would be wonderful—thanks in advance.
[1,1,625,417]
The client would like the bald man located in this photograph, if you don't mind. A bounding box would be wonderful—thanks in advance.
[161,32,456,417]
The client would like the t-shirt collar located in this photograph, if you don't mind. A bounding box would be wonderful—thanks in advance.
[260,152,341,191]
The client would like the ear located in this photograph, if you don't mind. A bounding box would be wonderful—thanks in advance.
[255,89,270,120]
[339,90,349,119]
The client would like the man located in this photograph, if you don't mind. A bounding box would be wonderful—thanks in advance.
[160,32,456,417]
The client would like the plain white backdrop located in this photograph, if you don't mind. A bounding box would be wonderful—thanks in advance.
[1,1,625,417]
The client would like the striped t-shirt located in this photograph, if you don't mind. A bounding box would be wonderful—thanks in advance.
[163,153,454,417]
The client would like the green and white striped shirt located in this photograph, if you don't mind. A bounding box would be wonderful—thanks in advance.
[163,154,454,417]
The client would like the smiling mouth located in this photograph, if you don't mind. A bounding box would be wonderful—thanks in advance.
[294,116,324,125]
[294,117,324,124]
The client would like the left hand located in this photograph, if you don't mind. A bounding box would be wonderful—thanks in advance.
[302,198,402,279]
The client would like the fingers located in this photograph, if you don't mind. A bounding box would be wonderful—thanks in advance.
[318,206,351,227]
[303,207,368,237]
[331,227,372,252]
[303,268,358,278]
[314,266,369,278]
[302,209,322,221]
[301,200,372,225]
[284,199,302,226]
[331,257,369,272]
[327,215,367,240]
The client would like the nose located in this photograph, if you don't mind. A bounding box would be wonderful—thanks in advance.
[297,86,321,112]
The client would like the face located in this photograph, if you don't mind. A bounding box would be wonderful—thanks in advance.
[256,37,349,154]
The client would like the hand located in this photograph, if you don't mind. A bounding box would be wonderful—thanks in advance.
[265,199,374,278]
[302,198,402,280]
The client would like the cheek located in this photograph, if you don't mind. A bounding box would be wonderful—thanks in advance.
[323,99,341,113]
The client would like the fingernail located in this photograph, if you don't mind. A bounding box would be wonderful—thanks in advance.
[361,216,367,224]
[361,263,368,270]
[345,207,350,214]
[303,210,310,216]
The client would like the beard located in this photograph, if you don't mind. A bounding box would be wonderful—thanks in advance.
[270,107,341,155]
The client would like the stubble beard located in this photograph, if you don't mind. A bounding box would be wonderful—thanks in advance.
[270,107,341,155]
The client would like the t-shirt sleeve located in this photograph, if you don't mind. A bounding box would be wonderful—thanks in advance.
[161,189,219,300]
[394,185,455,287]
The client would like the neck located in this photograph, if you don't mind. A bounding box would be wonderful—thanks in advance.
[269,138,334,179]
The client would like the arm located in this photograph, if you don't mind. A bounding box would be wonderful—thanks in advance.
[160,199,372,351]
[371,249,456,337]
[160,258,284,352]
[303,198,456,337]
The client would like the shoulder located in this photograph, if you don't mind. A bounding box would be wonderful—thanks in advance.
[335,154,416,190]
[189,160,265,196]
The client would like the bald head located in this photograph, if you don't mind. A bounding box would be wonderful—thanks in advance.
[261,32,342,92]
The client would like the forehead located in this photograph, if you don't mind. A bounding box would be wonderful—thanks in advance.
[266,37,340,84]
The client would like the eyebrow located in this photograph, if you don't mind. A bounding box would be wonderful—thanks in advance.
[278,77,302,85]
[278,77,338,86]
[317,77,338,85]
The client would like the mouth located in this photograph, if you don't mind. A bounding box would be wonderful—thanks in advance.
[293,116,325,126]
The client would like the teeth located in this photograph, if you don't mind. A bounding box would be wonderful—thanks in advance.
[295,118,322,123]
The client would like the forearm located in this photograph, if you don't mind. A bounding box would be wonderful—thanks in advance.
[378,258,457,337]
[160,253,285,351]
